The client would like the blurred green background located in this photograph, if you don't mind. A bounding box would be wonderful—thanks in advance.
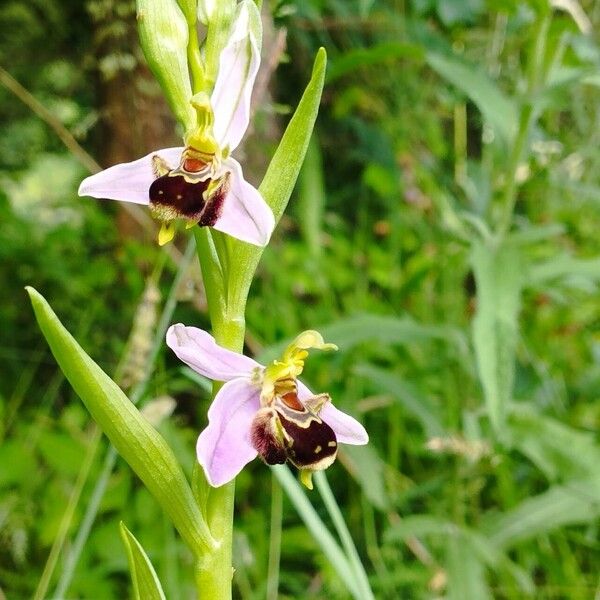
[1,0,600,598]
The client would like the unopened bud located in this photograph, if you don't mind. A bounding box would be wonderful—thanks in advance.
[136,0,195,129]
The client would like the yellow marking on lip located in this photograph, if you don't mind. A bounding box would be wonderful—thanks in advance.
[328,441,337,447]
[314,445,322,454]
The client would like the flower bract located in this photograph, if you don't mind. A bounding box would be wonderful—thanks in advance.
[78,1,274,247]
[166,325,369,488]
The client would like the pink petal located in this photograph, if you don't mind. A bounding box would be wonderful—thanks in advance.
[213,158,274,246]
[197,378,260,486]
[297,381,369,446]
[211,1,261,152]
[78,147,184,204]
[166,324,261,381]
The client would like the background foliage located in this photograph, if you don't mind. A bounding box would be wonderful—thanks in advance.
[1,0,600,598]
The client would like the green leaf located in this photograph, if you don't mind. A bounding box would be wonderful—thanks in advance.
[425,51,518,144]
[321,313,460,349]
[484,477,600,549]
[271,465,364,600]
[260,313,466,364]
[136,0,195,129]
[384,515,456,541]
[471,240,523,435]
[327,42,422,83]
[385,517,495,598]
[26,287,215,555]
[355,364,445,438]
[260,47,327,223]
[120,522,166,600]
[385,517,533,594]
[446,534,493,600]
[508,405,600,481]
[465,529,534,594]
[342,444,390,511]
[527,253,600,289]
[224,48,328,315]
[437,0,484,25]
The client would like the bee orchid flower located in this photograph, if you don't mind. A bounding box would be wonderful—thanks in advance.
[166,325,369,488]
[78,2,274,247]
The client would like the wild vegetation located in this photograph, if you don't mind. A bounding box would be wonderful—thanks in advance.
[1,0,599,598]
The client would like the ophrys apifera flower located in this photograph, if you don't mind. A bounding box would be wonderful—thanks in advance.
[79,1,273,247]
[166,326,368,488]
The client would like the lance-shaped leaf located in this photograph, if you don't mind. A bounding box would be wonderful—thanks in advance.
[120,522,166,600]
[260,47,327,222]
[26,287,215,555]
[471,240,522,436]
[483,476,600,549]
[136,0,195,129]
[425,51,518,145]
[225,48,328,304]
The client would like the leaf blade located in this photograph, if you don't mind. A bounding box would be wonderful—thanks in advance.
[120,522,167,600]
[471,241,523,435]
[426,51,518,144]
[26,287,215,555]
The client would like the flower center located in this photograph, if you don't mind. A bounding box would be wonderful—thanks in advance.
[259,330,337,405]
[148,94,229,246]
[184,92,221,163]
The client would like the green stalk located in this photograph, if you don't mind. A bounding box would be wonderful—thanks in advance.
[314,472,375,600]
[193,231,246,599]
[194,481,236,598]
[266,474,283,600]
[192,311,245,599]
[496,11,551,238]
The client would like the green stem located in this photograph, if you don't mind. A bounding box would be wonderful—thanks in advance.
[496,103,534,238]
[266,473,283,600]
[193,234,247,599]
[496,11,551,239]
[314,472,375,600]
[190,47,328,598]
[194,480,236,598]
[194,228,227,322]
[188,29,205,94]
[32,429,100,600]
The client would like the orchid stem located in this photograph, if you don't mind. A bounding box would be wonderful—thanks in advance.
[193,234,247,599]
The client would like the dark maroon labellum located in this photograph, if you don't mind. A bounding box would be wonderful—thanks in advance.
[250,408,288,465]
[250,393,338,472]
[149,171,229,226]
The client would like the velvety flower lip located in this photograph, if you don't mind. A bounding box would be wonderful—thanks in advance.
[77,1,274,247]
[166,324,369,487]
